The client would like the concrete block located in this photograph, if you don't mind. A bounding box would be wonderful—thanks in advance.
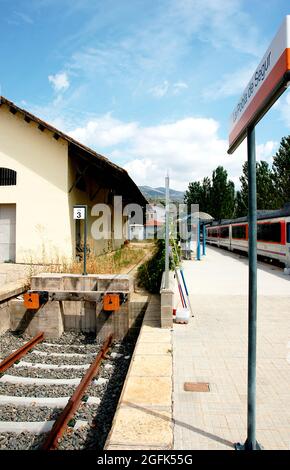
[9,299,27,331]
[85,275,99,291]
[97,274,132,292]
[161,290,174,307]
[161,319,173,329]
[122,377,172,407]
[31,274,63,290]
[62,275,86,291]
[0,301,10,334]
[161,306,173,329]
[61,275,98,291]
[161,307,173,318]
[135,342,172,356]
[9,299,64,339]
[31,301,64,339]
[130,355,172,377]
[107,406,172,448]
[0,282,25,302]
[62,301,82,331]
[96,299,130,341]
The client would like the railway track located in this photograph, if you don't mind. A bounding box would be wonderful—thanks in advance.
[0,331,134,450]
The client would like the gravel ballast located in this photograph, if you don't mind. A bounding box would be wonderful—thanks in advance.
[0,330,136,450]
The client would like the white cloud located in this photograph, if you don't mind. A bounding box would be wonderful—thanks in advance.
[69,114,138,147]
[168,0,265,58]
[148,81,188,99]
[275,89,290,128]
[48,72,70,92]
[65,0,264,100]
[68,114,277,191]
[203,64,256,101]
[67,114,235,190]
[173,82,188,95]
[149,81,170,98]
[256,141,278,163]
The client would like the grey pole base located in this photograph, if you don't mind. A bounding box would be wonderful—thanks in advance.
[235,440,262,450]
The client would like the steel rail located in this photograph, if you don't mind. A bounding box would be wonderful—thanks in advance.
[0,332,44,374]
[42,334,113,450]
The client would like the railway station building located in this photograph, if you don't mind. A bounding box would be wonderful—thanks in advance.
[0,96,146,264]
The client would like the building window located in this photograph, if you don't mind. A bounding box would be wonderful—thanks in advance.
[0,168,17,186]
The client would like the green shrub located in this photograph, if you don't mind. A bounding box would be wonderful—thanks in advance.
[137,240,178,294]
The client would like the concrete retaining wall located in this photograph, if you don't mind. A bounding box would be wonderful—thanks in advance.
[0,281,26,335]
[160,271,175,328]
[7,273,142,340]
[0,301,10,334]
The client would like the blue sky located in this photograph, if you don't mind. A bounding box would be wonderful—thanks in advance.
[1,0,290,190]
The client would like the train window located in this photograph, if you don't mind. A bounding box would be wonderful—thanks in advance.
[208,228,218,238]
[212,229,219,238]
[257,222,281,243]
[220,227,229,238]
[232,225,246,239]
[287,223,290,243]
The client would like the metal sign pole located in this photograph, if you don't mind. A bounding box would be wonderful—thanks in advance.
[236,125,260,450]
[165,174,170,289]
[202,224,206,256]
[83,205,87,276]
[196,219,201,261]
[73,205,88,276]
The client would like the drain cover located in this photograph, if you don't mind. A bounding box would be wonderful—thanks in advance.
[184,382,210,392]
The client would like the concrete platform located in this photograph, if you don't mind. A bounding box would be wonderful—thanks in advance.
[105,295,173,450]
[173,247,290,450]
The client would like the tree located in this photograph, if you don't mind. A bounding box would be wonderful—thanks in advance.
[235,190,247,218]
[256,161,278,209]
[272,136,290,207]
[184,178,212,214]
[210,166,235,220]
[185,167,235,219]
[201,177,212,214]
[184,181,203,210]
[237,160,279,216]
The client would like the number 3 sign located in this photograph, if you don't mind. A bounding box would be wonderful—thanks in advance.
[73,207,85,220]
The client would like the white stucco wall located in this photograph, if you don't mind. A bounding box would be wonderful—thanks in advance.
[0,105,72,263]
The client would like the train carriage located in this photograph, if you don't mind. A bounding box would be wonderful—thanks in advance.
[206,203,290,271]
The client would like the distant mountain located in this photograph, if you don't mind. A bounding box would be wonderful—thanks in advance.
[139,186,185,202]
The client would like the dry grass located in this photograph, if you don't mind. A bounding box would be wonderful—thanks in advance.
[27,245,148,279]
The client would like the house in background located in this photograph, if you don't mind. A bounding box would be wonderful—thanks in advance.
[145,219,164,239]
[128,224,144,241]
[146,204,165,224]
[0,96,147,264]
[145,204,165,239]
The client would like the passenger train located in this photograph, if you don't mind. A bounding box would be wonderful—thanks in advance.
[206,203,290,270]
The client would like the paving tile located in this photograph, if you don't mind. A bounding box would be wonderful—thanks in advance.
[108,406,172,447]
[173,249,290,450]
[136,342,172,355]
[130,355,172,377]
[122,377,172,407]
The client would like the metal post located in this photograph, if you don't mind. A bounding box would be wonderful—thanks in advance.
[165,174,170,288]
[83,206,87,276]
[196,219,201,261]
[202,224,206,256]
[236,125,260,450]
